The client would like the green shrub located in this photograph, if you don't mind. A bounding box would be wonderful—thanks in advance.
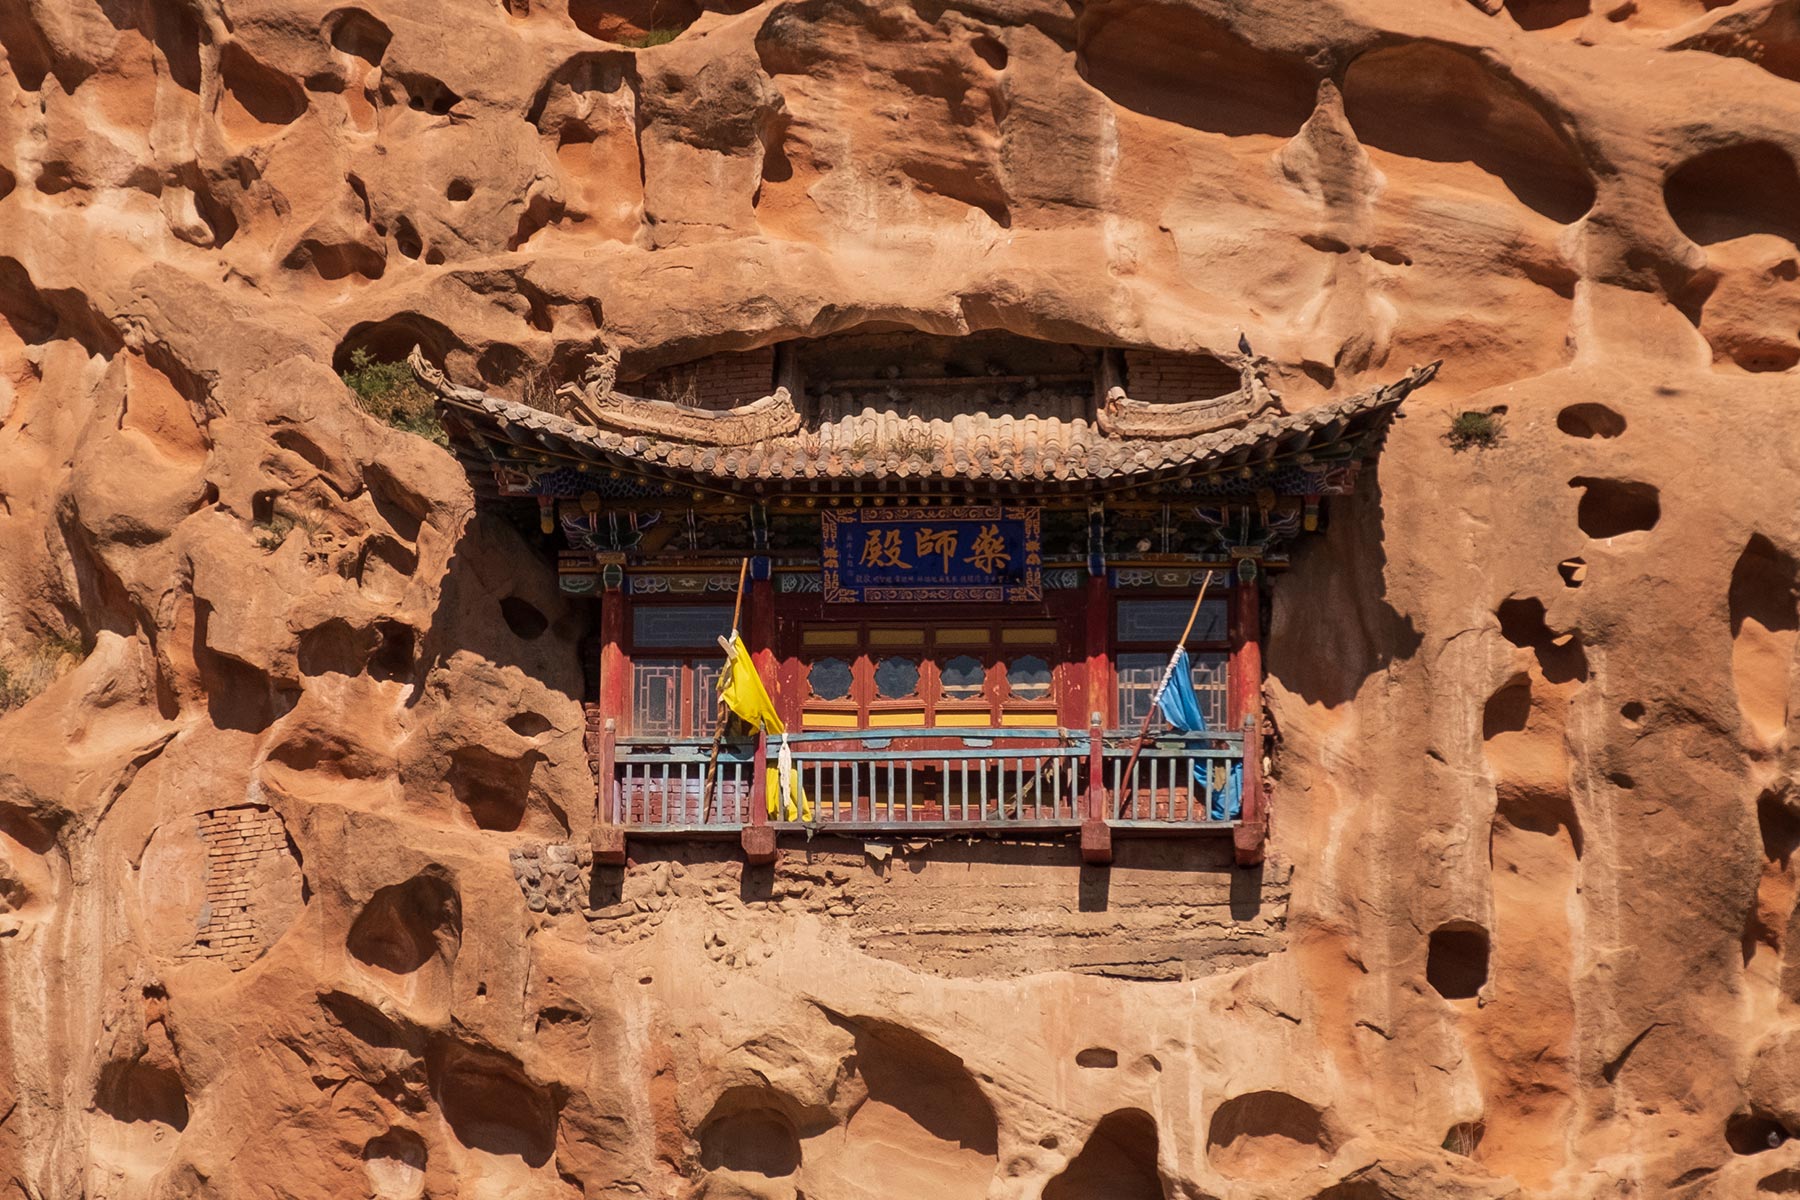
[0,631,86,714]
[620,28,682,47]
[0,665,30,713]
[341,348,446,445]
[1447,410,1502,451]
[254,511,297,551]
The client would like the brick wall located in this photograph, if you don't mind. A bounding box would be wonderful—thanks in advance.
[181,805,294,970]
[1122,350,1242,405]
[629,348,776,410]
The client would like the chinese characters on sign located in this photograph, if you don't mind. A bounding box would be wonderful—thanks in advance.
[822,506,1042,602]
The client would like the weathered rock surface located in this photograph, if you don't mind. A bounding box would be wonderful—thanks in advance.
[2,0,1799,1195]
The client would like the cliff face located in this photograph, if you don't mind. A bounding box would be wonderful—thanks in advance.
[2,0,1800,1196]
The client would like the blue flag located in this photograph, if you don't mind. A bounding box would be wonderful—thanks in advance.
[1157,648,1242,820]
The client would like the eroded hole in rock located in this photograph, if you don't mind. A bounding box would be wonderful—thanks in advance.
[1496,596,1588,683]
[1728,1110,1791,1155]
[152,3,205,93]
[1075,3,1317,138]
[446,179,473,201]
[1207,1091,1333,1180]
[298,618,370,677]
[390,71,461,116]
[1759,789,1800,866]
[1483,678,1533,739]
[364,1128,427,1200]
[1621,700,1646,723]
[1558,557,1586,588]
[1666,142,1800,246]
[1427,921,1490,1000]
[348,871,461,977]
[431,1042,558,1166]
[1443,1120,1486,1156]
[1727,342,1800,374]
[1075,1047,1118,1069]
[448,746,540,831]
[219,42,307,130]
[1763,1166,1800,1196]
[1505,0,1589,31]
[1044,1108,1161,1200]
[698,1087,803,1176]
[1569,477,1660,539]
[569,0,701,42]
[1556,403,1626,438]
[326,7,391,63]
[816,1016,999,1198]
[1497,779,1584,858]
[1342,42,1594,223]
[0,6,54,91]
[363,460,431,544]
[333,316,453,380]
[358,533,420,592]
[95,1054,189,1131]
[477,343,528,388]
[1730,534,1799,740]
[323,990,423,1053]
[370,620,416,682]
[506,712,553,737]
[393,215,423,260]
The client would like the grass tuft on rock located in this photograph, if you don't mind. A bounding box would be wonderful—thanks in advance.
[1447,410,1503,451]
[341,348,446,445]
[0,632,87,714]
[619,28,682,47]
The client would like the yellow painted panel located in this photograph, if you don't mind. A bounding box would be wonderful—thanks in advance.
[935,712,995,727]
[803,711,859,729]
[936,628,991,646]
[802,629,859,648]
[1000,712,1060,728]
[1001,627,1058,646]
[869,711,928,727]
[869,628,926,647]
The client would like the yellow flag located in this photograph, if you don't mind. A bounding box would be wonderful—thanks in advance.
[717,634,810,821]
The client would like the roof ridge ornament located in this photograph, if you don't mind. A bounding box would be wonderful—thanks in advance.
[1097,353,1285,440]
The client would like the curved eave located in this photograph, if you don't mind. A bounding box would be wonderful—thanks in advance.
[428,362,1438,501]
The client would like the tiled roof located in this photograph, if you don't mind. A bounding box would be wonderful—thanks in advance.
[423,356,1437,492]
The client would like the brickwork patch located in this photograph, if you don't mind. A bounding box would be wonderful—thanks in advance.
[182,805,300,970]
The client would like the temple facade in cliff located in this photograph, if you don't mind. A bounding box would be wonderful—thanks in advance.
[420,330,1434,867]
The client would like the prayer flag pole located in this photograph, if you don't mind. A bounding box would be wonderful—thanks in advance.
[701,557,751,816]
[1115,570,1215,807]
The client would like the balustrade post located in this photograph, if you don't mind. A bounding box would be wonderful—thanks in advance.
[591,719,626,865]
[741,727,777,865]
[1235,714,1267,866]
[1080,714,1112,865]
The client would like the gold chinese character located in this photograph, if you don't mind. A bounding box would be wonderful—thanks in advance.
[915,527,959,572]
[860,528,908,568]
[967,524,1010,574]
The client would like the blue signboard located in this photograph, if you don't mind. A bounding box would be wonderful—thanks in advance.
[821,506,1041,603]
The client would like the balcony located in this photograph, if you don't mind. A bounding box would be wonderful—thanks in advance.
[586,718,1268,866]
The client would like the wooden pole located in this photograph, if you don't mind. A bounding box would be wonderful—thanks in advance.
[1115,570,1215,812]
[701,558,751,817]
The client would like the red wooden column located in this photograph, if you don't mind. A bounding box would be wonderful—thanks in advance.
[1084,573,1111,725]
[592,576,631,864]
[749,568,777,679]
[1228,564,1267,865]
[1080,572,1113,865]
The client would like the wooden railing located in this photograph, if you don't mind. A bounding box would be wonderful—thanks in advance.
[590,719,1248,835]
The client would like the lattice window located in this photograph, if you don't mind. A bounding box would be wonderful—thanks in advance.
[631,658,723,738]
[632,659,685,738]
[1117,652,1229,732]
